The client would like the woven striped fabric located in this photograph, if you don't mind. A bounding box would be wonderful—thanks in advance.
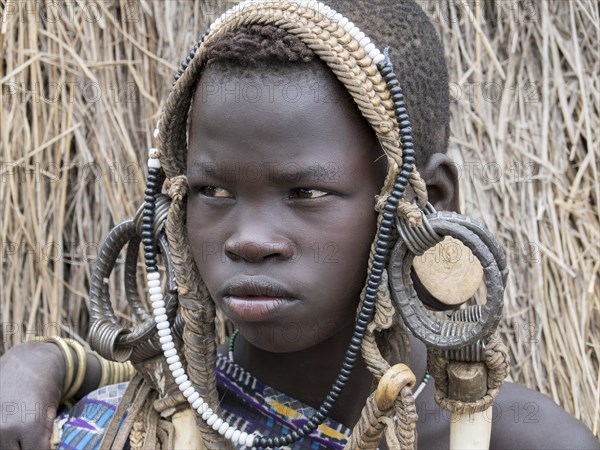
[55,383,129,450]
[216,355,351,449]
[54,355,352,449]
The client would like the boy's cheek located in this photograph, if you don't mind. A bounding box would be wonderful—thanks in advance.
[191,240,223,265]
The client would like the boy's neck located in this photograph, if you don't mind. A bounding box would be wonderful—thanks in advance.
[230,324,428,428]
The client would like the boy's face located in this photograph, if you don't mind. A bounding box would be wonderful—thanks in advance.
[186,63,385,352]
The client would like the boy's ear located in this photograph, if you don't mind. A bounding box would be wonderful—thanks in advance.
[421,153,460,213]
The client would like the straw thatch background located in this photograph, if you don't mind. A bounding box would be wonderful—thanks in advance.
[1,0,598,437]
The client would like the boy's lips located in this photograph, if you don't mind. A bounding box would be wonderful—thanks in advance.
[220,277,298,322]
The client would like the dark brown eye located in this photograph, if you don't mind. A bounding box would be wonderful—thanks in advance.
[290,188,328,199]
[201,186,233,198]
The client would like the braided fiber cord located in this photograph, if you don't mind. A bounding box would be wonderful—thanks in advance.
[131,395,178,450]
[428,335,509,415]
[129,415,145,450]
[129,391,160,450]
[361,271,398,381]
[347,270,417,449]
[156,2,430,447]
[345,394,389,450]
[377,317,411,374]
[164,176,233,449]
[343,364,417,450]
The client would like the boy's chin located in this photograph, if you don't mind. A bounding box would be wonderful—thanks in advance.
[233,319,355,354]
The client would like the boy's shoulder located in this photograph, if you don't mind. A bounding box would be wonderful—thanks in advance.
[416,381,599,450]
[490,382,598,449]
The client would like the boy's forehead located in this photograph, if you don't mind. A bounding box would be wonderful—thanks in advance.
[193,63,344,113]
[186,62,384,178]
[189,62,374,148]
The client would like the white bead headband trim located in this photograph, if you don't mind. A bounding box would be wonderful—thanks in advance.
[147,1,388,447]
[209,1,386,65]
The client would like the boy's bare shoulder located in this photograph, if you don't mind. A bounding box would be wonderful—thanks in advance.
[490,382,599,450]
[416,381,599,450]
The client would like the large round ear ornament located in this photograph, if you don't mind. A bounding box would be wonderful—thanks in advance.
[412,235,483,308]
[389,203,508,350]
[389,204,510,450]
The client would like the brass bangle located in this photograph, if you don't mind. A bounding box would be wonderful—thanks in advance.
[63,339,87,400]
[108,360,133,385]
[97,353,112,388]
[84,348,135,389]
[110,361,121,386]
[105,360,116,386]
[84,347,103,389]
[36,336,74,397]
[119,361,135,383]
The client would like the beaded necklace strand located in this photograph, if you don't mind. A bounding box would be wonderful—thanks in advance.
[227,330,430,399]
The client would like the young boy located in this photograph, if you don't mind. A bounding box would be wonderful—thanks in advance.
[1,1,598,449]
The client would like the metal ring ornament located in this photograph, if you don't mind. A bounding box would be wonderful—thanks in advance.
[88,318,133,362]
[396,202,443,255]
[441,319,486,362]
[88,198,182,362]
[125,192,173,323]
[389,211,506,350]
[123,234,150,323]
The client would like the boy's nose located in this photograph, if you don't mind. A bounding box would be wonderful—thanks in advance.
[224,226,295,263]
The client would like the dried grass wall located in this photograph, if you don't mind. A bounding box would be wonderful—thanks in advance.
[1,0,598,437]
